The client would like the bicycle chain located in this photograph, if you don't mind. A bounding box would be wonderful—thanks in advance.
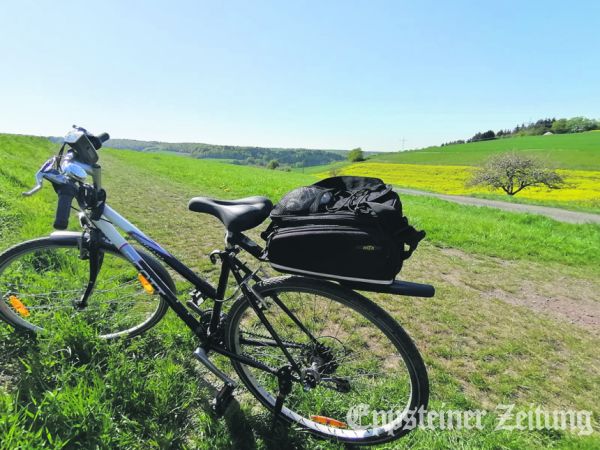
[237,330,309,374]
[240,329,307,348]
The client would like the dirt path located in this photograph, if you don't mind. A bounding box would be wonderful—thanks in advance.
[407,246,600,334]
[395,187,600,224]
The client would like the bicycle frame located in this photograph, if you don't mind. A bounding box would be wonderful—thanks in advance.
[13,139,436,442]
[20,149,323,384]
[89,203,294,379]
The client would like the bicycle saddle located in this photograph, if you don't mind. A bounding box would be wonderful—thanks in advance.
[188,196,273,232]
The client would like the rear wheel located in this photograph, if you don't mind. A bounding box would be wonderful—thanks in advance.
[0,235,171,339]
[225,276,428,445]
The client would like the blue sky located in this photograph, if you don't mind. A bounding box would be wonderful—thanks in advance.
[1,0,598,151]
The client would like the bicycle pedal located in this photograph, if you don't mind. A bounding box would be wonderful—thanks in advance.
[212,383,235,417]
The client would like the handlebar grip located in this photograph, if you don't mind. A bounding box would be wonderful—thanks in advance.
[53,183,78,230]
[97,132,110,143]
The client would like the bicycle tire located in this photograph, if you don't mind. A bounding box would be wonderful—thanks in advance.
[0,233,172,339]
[225,275,429,445]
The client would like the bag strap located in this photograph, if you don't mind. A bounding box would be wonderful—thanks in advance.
[369,184,393,198]
[397,227,426,260]
[260,221,276,241]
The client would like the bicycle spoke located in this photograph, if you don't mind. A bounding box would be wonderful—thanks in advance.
[0,242,165,338]
[226,279,427,443]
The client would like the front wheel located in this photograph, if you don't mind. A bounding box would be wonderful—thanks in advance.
[225,276,429,445]
[0,234,171,339]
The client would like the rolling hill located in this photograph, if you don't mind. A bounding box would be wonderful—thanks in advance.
[102,138,347,168]
[372,131,600,170]
[321,132,600,213]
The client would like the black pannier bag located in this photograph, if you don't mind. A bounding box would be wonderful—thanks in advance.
[262,176,425,284]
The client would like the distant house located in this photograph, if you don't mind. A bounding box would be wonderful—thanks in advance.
[543,131,554,136]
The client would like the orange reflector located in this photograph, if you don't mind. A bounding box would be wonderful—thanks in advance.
[137,274,155,294]
[9,295,30,317]
[310,415,348,428]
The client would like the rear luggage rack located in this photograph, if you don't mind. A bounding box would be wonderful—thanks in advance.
[269,263,396,285]
[340,280,435,298]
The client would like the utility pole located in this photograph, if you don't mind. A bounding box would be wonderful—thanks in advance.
[401,138,406,151]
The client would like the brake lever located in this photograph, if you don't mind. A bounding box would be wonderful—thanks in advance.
[22,170,45,196]
[22,157,59,197]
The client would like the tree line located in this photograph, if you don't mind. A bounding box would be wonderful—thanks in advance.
[441,116,600,146]
[104,139,346,169]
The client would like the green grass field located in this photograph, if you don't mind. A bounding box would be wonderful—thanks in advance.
[372,131,600,170]
[1,135,599,448]
[106,149,600,269]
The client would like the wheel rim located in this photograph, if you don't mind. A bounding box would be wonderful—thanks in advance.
[0,244,163,338]
[228,284,422,440]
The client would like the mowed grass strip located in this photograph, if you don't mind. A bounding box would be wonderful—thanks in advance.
[372,131,600,170]
[104,148,314,201]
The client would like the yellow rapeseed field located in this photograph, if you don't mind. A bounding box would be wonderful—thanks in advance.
[321,163,600,210]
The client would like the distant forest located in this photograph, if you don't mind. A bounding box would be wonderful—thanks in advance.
[442,116,600,146]
[103,139,346,168]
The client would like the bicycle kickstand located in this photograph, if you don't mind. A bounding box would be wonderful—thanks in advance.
[193,347,238,417]
[271,365,293,430]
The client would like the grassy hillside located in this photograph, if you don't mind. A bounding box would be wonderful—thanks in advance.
[1,135,599,448]
[105,150,316,201]
[372,131,600,170]
[327,132,600,213]
[0,134,59,243]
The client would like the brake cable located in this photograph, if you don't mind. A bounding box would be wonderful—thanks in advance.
[54,143,66,168]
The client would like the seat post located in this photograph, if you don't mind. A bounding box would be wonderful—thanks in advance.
[225,230,235,250]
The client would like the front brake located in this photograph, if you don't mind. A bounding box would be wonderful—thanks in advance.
[22,157,57,196]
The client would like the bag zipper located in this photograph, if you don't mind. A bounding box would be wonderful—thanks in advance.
[271,224,372,236]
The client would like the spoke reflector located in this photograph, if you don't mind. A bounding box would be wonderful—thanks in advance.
[9,295,30,317]
[310,415,348,428]
[137,274,155,294]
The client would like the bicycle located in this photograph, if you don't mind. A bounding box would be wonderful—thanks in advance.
[0,126,435,445]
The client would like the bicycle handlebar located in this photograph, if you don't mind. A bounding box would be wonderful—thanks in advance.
[23,127,110,229]
[96,132,110,144]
